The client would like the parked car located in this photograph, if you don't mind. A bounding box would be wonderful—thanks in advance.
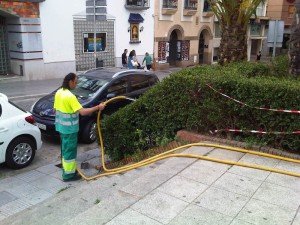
[31,68,159,143]
[0,93,42,169]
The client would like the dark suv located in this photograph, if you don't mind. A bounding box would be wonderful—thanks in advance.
[31,68,159,143]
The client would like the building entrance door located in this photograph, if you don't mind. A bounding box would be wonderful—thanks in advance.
[0,16,10,75]
[198,33,204,64]
[169,30,177,66]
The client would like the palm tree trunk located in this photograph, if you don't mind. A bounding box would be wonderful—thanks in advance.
[219,16,248,65]
[289,0,300,78]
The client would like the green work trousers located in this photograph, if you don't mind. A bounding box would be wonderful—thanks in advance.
[60,133,78,180]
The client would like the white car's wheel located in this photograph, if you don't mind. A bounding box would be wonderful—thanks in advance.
[6,137,36,169]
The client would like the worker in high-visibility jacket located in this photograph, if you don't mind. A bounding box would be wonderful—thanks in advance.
[54,72,105,182]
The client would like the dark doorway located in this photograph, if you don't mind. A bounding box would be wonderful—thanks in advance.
[0,15,10,75]
[198,33,204,64]
[169,30,177,66]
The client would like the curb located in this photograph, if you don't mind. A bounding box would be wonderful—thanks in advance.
[176,130,300,160]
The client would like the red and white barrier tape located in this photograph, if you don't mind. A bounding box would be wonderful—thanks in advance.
[206,84,300,135]
[206,84,300,114]
[210,129,300,135]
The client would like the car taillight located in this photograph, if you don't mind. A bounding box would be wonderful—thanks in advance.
[25,115,36,125]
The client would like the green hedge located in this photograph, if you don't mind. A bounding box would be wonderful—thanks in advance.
[99,62,300,161]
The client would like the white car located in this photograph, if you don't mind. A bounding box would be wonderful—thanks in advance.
[0,93,42,169]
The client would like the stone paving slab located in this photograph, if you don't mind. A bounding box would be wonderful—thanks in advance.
[157,175,208,203]
[169,204,233,225]
[131,190,189,224]
[194,186,250,217]
[106,208,162,225]
[0,191,16,206]
[1,146,300,225]
[252,182,300,211]
[178,160,230,185]
[64,190,140,225]
[212,172,264,197]
[266,173,300,193]
[235,199,296,225]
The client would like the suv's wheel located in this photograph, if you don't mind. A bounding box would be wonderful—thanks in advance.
[81,120,97,144]
[6,137,36,169]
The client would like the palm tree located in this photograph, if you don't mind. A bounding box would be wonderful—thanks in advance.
[208,0,265,65]
[289,0,300,78]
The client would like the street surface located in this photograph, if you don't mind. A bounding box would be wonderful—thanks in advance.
[0,69,177,177]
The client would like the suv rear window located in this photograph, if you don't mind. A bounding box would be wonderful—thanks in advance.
[130,75,152,92]
[108,77,128,95]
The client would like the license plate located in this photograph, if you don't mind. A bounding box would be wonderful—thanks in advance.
[36,122,46,130]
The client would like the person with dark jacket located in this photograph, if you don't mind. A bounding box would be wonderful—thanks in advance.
[256,51,262,61]
[122,49,128,68]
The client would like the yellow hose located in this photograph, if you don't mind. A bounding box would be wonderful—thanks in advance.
[76,96,300,181]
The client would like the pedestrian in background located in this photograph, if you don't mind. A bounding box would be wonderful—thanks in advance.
[142,52,152,70]
[128,50,138,69]
[122,49,128,68]
[54,73,106,182]
[256,51,262,61]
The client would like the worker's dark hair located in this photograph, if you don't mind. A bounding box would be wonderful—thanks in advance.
[62,72,77,90]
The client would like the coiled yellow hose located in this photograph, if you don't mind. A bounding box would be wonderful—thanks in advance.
[77,96,300,181]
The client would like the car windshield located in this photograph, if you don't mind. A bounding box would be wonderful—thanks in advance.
[71,75,109,99]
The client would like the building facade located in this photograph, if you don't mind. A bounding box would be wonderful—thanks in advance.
[212,1,269,62]
[0,0,43,78]
[107,0,155,67]
[0,0,155,80]
[153,0,214,70]
[0,0,272,80]
[265,0,295,55]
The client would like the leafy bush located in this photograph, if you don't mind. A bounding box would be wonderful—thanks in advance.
[270,55,290,78]
[224,61,271,77]
[99,63,300,161]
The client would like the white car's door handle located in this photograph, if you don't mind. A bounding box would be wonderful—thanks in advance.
[0,127,8,133]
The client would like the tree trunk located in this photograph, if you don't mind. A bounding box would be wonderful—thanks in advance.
[289,0,300,78]
[219,17,248,65]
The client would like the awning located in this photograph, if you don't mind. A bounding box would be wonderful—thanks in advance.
[128,13,144,23]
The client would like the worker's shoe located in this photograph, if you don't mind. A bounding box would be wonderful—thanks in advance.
[63,173,82,182]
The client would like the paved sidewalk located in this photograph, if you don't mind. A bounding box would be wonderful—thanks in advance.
[1,143,300,225]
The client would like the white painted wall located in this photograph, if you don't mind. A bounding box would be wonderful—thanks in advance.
[38,0,154,72]
[39,0,85,63]
[107,1,155,66]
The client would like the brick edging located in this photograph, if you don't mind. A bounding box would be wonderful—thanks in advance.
[176,130,300,160]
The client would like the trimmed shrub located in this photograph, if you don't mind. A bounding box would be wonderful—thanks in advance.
[99,63,300,161]
[270,55,290,78]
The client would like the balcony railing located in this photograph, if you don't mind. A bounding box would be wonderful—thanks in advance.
[162,0,178,8]
[183,0,197,16]
[125,0,150,9]
[184,0,197,10]
[162,0,178,15]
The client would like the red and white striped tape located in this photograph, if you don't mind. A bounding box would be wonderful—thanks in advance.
[210,129,300,135]
[206,84,300,114]
[206,84,300,135]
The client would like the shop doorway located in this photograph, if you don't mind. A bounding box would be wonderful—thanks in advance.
[198,33,204,64]
[169,30,177,66]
